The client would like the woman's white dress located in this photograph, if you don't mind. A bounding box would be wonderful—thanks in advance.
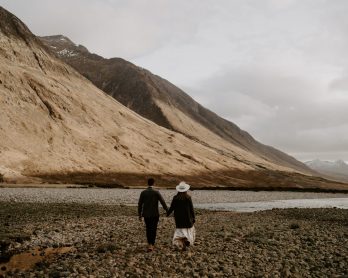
[172,226,196,248]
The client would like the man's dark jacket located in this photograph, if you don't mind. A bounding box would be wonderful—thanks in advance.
[167,195,195,228]
[138,187,168,218]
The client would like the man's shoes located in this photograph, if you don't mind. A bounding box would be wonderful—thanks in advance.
[147,244,154,252]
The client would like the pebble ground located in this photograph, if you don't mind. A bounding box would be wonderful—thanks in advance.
[1,188,347,204]
[0,201,347,277]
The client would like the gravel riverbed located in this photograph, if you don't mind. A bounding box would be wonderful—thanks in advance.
[0,200,347,277]
[1,188,347,205]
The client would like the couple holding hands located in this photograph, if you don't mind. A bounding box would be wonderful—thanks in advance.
[138,178,196,252]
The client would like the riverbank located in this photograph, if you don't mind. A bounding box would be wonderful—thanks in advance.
[0,188,347,205]
[2,182,348,193]
[0,202,347,277]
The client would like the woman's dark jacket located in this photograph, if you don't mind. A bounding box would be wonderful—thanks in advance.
[167,194,195,228]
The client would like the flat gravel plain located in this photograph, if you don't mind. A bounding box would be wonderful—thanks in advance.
[0,188,347,205]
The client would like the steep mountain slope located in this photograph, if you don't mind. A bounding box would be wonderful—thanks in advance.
[305,160,348,183]
[40,35,313,174]
[0,6,244,185]
[1,6,346,190]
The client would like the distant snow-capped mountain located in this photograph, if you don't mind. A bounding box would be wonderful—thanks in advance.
[305,159,348,182]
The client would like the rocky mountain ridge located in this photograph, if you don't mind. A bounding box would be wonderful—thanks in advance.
[40,35,313,174]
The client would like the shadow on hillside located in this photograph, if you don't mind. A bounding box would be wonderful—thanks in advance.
[25,169,348,193]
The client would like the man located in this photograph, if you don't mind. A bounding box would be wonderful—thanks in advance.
[138,178,168,251]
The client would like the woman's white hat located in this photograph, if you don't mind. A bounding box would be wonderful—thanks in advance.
[176,181,190,192]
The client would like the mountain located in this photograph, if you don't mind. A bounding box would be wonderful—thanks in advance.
[305,159,348,183]
[0,6,243,186]
[40,35,313,174]
[0,6,347,190]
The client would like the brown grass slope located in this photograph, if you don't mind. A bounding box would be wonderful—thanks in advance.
[40,35,313,174]
[0,7,347,190]
[0,6,240,184]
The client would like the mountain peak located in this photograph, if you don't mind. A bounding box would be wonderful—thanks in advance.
[42,35,74,44]
[305,159,348,183]
[334,159,346,166]
[40,35,89,58]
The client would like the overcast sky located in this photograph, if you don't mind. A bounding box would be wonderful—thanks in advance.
[1,0,348,162]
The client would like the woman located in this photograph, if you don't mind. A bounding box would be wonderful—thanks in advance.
[167,181,195,250]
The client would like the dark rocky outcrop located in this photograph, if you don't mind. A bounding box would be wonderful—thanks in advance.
[40,35,313,174]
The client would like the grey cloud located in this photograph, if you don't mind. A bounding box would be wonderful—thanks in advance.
[186,67,348,160]
[0,0,208,59]
[329,75,348,92]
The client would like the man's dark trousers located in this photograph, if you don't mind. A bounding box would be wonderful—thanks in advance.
[144,216,159,245]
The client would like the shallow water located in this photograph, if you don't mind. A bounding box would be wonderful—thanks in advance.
[195,198,348,212]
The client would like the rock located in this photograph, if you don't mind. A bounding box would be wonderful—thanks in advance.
[49,270,61,278]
